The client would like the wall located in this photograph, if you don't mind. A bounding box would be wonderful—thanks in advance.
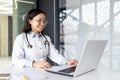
[0,15,8,57]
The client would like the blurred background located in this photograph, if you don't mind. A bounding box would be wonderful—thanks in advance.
[0,0,120,79]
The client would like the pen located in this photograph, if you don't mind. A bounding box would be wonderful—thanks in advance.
[22,74,28,80]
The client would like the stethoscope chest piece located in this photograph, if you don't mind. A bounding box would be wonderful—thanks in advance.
[27,44,33,48]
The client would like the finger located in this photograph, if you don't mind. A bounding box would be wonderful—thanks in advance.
[70,60,77,65]
[71,62,75,65]
[68,62,74,65]
[44,62,51,69]
[46,63,51,68]
[75,61,78,64]
[45,64,51,69]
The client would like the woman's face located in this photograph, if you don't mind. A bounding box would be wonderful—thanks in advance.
[29,13,48,34]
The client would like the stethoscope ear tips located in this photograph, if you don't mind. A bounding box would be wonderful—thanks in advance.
[28,45,33,48]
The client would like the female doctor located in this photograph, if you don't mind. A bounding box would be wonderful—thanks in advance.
[12,9,78,69]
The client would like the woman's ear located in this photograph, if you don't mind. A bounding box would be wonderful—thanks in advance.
[29,19,32,24]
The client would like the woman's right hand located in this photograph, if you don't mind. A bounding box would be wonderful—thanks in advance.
[32,61,51,69]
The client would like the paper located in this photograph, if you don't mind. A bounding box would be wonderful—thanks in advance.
[22,70,47,80]
[10,68,48,80]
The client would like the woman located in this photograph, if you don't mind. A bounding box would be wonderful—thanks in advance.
[12,9,78,69]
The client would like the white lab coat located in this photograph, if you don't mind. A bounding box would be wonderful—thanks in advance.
[12,31,67,68]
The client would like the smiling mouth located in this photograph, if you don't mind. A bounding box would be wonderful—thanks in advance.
[39,27,45,31]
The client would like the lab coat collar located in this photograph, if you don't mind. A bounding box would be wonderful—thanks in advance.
[28,31,42,39]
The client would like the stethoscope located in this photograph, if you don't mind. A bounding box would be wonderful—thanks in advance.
[25,33,50,56]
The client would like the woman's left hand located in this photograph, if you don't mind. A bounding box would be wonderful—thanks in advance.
[66,59,78,65]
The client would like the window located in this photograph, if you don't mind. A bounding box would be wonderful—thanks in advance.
[59,0,120,71]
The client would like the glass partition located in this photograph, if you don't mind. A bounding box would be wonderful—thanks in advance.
[59,0,120,71]
[13,0,36,40]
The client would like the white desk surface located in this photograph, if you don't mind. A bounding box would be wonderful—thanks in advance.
[9,64,120,80]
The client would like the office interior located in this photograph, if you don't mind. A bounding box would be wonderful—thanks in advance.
[0,0,120,75]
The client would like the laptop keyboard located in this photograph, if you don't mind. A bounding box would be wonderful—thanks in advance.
[58,66,76,73]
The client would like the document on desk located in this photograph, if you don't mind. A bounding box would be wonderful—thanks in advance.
[11,73,47,80]
[11,72,57,80]
[11,68,48,80]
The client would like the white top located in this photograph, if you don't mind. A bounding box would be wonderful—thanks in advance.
[12,31,67,68]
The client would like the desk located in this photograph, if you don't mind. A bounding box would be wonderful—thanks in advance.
[9,64,120,80]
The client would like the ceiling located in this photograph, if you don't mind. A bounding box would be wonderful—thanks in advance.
[0,0,13,16]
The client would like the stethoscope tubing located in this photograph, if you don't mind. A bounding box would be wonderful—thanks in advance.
[25,33,50,57]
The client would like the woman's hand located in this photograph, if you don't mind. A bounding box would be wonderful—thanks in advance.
[32,61,51,69]
[66,59,78,65]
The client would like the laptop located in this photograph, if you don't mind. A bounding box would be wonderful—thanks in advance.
[46,40,108,77]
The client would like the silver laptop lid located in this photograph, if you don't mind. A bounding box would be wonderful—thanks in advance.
[74,40,107,77]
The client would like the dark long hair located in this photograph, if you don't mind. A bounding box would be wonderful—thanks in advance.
[22,9,46,33]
